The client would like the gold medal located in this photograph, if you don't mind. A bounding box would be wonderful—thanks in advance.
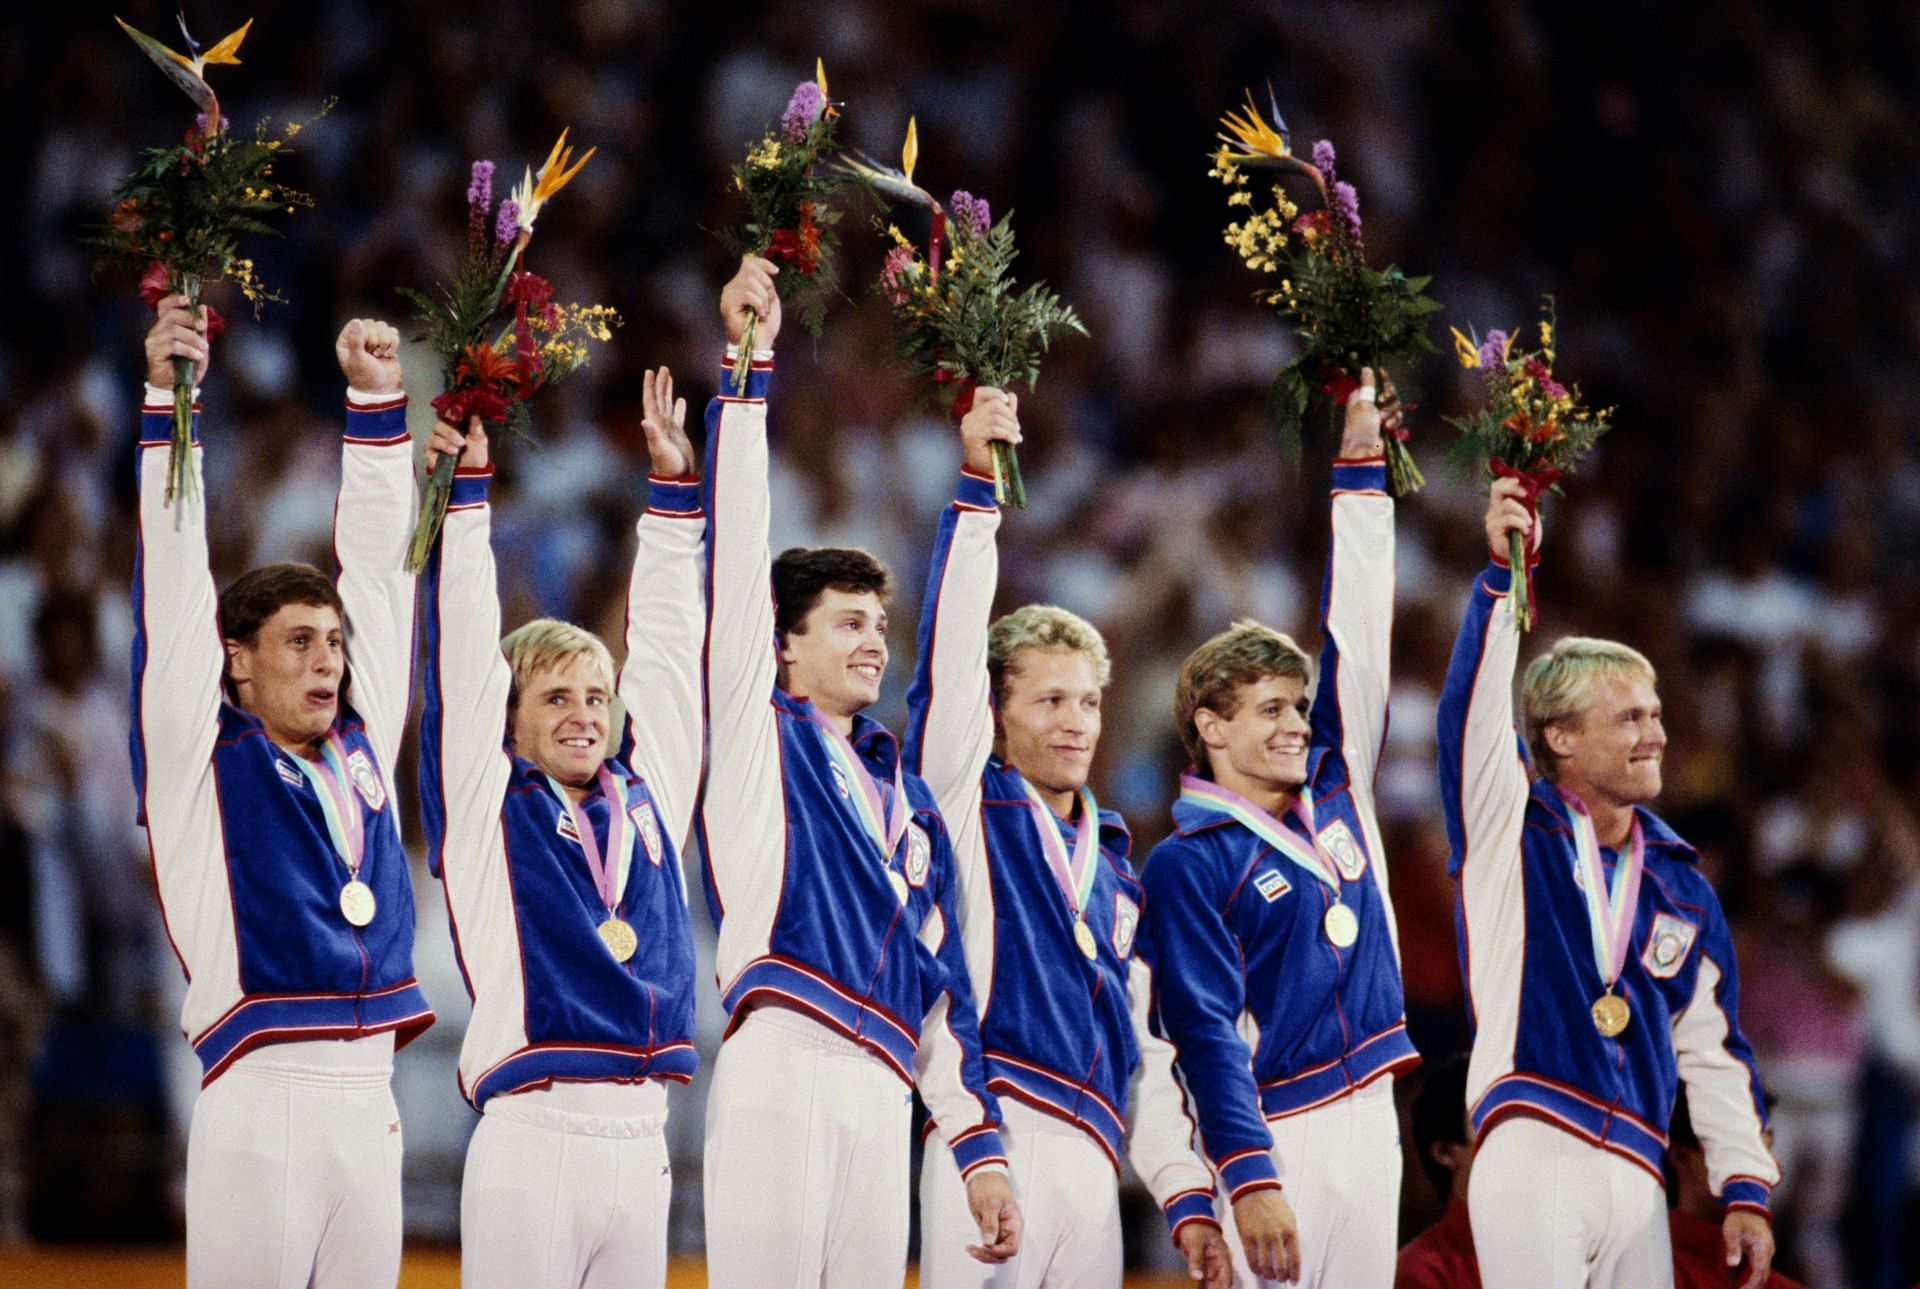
[1073,917,1099,960]
[339,879,377,927]
[1323,902,1359,948]
[1591,991,1630,1038]
[598,917,638,963]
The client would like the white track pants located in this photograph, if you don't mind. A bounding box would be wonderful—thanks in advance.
[1469,1115,1673,1288]
[704,1007,914,1288]
[1214,1075,1401,1289]
[920,1097,1122,1289]
[461,1080,672,1289]
[185,1034,401,1289]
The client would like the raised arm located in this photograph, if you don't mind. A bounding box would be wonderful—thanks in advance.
[416,418,514,880]
[698,258,789,968]
[1436,478,1537,882]
[1671,897,1780,1284]
[131,296,220,833]
[331,319,417,778]
[615,366,707,848]
[1309,370,1397,827]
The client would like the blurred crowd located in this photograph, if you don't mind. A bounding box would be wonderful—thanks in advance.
[4,1,1919,1283]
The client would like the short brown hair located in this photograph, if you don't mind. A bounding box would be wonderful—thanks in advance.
[1173,619,1312,772]
[217,563,347,701]
[772,547,892,640]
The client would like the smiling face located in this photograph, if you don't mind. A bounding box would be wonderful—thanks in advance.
[999,647,1103,799]
[225,603,344,756]
[510,654,612,788]
[781,588,888,719]
[1195,672,1312,801]
[1545,672,1666,811]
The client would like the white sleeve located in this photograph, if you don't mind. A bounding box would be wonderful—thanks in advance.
[1122,955,1217,1221]
[333,391,419,782]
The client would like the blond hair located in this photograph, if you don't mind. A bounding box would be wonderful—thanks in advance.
[1522,636,1657,780]
[1173,619,1312,771]
[501,618,616,712]
[987,604,1111,706]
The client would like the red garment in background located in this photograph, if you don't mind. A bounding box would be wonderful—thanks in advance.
[1396,1196,1483,1289]
[1669,1209,1805,1289]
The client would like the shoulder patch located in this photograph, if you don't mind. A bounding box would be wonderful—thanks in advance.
[1112,893,1140,959]
[629,799,663,867]
[346,748,386,812]
[1317,818,1366,880]
[1642,912,1699,979]
[1254,869,1293,903]
[904,822,932,888]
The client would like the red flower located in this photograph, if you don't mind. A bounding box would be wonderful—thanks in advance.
[767,201,823,276]
[503,271,555,310]
[138,262,170,309]
[432,384,512,426]
[1523,356,1550,382]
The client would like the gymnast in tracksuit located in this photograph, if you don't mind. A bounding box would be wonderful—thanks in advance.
[415,367,702,1289]
[904,388,1230,1289]
[1143,373,1415,1288]
[1436,476,1778,1288]
[698,256,1020,1287]
[133,301,433,1288]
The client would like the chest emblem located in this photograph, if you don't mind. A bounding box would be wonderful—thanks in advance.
[904,823,932,888]
[829,763,851,799]
[1254,869,1292,903]
[1112,894,1139,959]
[277,757,305,788]
[630,799,663,867]
[1317,819,1366,880]
[347,748,386,811]
[1641,911,1699,979]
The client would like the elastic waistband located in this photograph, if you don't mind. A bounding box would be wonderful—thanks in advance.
[1258,1023,1419,1119]
[736,1003,894,1064]
[485,1079,669,1138]
[223,1031,396,1090]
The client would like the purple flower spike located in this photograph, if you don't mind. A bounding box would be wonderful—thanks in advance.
[1312,139,1337,180]
[1479,330,1510,371]
[494,198,521,252]
[1332,180,1362,243]
[781,81,824,141]
[949,190,991,239]
[467,161,496,254]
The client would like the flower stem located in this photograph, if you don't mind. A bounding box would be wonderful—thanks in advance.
[1509,528,1531,631]
[731,312,758,395]
[165,277,203,506]
[1385,439,1424,497]
[405,453,458,574]
[991,440,1026,509]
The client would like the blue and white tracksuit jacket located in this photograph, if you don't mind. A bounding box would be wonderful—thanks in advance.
[697,352,1007,1176]
[417,464,701,1110]
[1437,555,1778,1216]
[131,387,434,1084]
[1142,455,1417,1203]
[904,467,1220,1243]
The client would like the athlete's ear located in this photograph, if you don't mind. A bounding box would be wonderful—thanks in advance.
[1192,708,1230,752]
[1543,718,1580,760]
[224,638,251,685]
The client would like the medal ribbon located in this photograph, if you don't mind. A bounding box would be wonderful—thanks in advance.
[546,766,632,913]
[1558,787,1644,990]
[295,733,366,880]
[811,715,909,864]
[1177,772,1342,896]
[1018,775,1100,918]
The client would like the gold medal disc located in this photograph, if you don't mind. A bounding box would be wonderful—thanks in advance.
[1073,918,1099,960]
[1323,903,1359,948]
[1591,992,1631,1038]
[339,880,377,927]
[598,917,638,963]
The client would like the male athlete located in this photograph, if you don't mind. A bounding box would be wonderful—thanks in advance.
[905,388,1230,1288]
[1436,475,1778,1287]
[1143,373,1416,1286]
[699,256,1020,1287]
[135,298,433,1287]
[416,363,702,1288]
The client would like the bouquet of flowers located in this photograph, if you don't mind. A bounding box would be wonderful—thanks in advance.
[1209,87,1439,495]
[399,133,616,571]
[846,121,1086,508]
[718,60,852,391]
[1445,303,1613,629]
[90,15,327,505]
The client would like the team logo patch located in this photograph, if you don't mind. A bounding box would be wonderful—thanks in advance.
[829,764,851,799]
[555,808,582,845]
[1112,894,1139,959]
[276,758,305,788]
[903,823,932,888]
[1317,819,1366,880]
[1254,869,1292,903]
[346,748,386,812]
[1641,912,1698,979]
[629,800,663,868]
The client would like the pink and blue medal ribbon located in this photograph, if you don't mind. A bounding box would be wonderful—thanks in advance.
[546,765,632,916]
[1558,787,1644,995]
[811,715,909,866]
[1018,775,1100,922]
[1176,772,1341,897]
[296,732,367,880]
